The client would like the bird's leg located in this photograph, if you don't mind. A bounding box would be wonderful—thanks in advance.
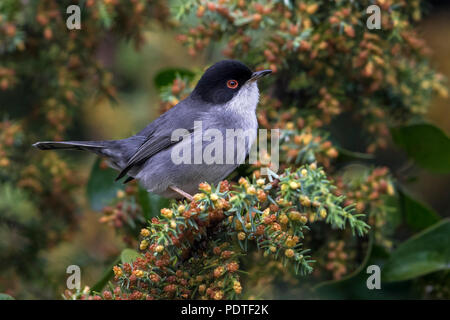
[169,186,194,202]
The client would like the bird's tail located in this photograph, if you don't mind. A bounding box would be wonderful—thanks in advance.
[32,140,127,171]
[33,137,145,181]
[32,140,107,151]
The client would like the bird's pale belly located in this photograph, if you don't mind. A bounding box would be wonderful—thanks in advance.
[133,128,256,198]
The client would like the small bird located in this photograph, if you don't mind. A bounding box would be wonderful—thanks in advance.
[33,60,271,200]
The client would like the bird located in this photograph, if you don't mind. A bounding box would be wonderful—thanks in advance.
[33,60,272,200]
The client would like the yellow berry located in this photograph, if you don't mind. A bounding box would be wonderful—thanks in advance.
[116,190,125,199]
[387,183,395,196]
[279,214,289,224]
[299,195,311,207]
[285,237,296,247]
[256,178,265,186]
[210,193,219,201]
[246,186,256,195]
[214,291,224,300]
[140,239,149,250]
[286,122,294,130]
[0,158,9,167]
[233,281,242,294]
[193,193,205,201]
[288,211,301,221]
[133,270,144,278]
[300,215,308,224]
[285,249,295,258]
[113,266,123,277]
[160,208,173,218]
[199,182,211,193]
[306,3,319,14]
[289,181,300,189]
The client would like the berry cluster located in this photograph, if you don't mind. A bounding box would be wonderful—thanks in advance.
[102,165,368,299]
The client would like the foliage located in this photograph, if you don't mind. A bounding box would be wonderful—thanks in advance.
[174,0,447,154]
[1,0,449,300]
[382,219,450,282]
[0,0,168,298]
[391,123,450,174]
[89,0,448,300]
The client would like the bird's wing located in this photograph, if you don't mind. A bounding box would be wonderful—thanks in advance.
[115,98,202,181]
[115,129,193,181]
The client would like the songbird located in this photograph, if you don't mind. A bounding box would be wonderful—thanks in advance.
[33,60,271,199]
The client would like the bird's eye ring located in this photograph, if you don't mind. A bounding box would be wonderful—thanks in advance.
[227,80,238,89]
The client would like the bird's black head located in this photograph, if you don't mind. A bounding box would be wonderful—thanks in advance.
[192,60,271,104]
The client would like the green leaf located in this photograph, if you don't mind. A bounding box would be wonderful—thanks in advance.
[90,256,121,293]
[383,194,403,231]
[86,158,122,211]
[391,123,450,174]
[398,188,440,232]
[137,185,170,220]
[120,249,141,265]
[0,293,14,300]
[336,146,375,161]
[383,219,450,282]
[153,68,194,90]
[234,16,254,26]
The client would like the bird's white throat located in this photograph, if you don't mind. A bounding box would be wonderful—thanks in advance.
[223,81,259,117]
[221,80,259,160]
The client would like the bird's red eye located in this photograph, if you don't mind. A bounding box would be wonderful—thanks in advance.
[227,80,238,89]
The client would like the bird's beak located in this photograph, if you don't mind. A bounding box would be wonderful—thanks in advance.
[248,69,272,82]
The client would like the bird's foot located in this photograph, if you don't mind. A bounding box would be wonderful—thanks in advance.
[169,186,194,202]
